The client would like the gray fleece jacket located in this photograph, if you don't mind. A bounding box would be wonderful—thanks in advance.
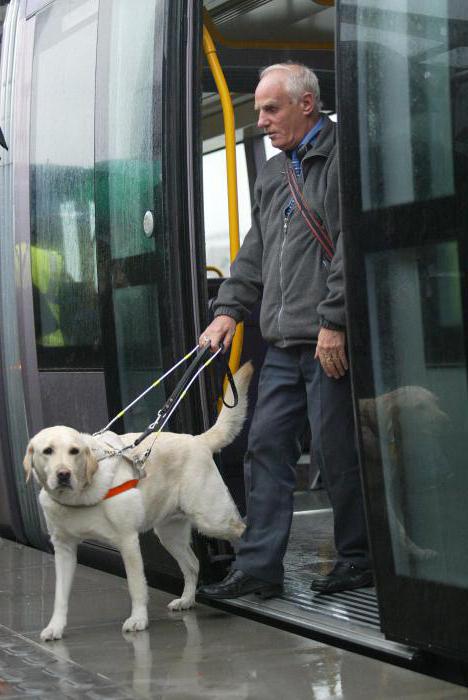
[213,115,344,347]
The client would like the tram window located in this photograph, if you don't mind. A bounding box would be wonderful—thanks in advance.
[419,243,464,367]
[366,243,468,587]
[354,1,455,211]
[29,0,101,369]
[203,143,252,276]
[263,136,280,160]
[352,0,468,589]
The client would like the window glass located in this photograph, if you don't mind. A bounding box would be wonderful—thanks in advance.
[203,143,251,276]
[355,0,454,211]
[30,0,101,368]
[353,0,468,587]
[95,0,165,431]
[365,243,468,586]
[264,135,281,160]
[101,1,160,262]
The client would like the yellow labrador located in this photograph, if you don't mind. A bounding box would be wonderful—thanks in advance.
[23,363,252,641]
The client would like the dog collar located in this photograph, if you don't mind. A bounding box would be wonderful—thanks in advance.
[104,479,139,500]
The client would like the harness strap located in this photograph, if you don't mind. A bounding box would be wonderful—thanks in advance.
[132,344,214,448]
[133,343,236,448]
[104,479,139,500]
[95,345,200,436]
[94,345,239,472]
[286,165,335,262]
[162,344,214,414]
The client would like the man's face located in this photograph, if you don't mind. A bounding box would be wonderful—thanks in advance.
[255,71,315,152]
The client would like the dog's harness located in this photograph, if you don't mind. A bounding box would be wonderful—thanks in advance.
[42,346,239,506]
[103,479,139,500]
[93,344,238,479]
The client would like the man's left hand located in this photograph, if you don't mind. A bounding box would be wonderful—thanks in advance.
[315,328,348,379]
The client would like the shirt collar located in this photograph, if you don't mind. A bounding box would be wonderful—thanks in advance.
[298,116,324,149]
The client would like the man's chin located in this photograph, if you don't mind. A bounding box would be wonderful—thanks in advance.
[268,136,287,151]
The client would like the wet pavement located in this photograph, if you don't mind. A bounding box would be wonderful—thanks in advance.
[0,536,467,699]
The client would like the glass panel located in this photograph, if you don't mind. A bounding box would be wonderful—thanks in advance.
[355,0,455,211]
[365,244,468,586]
[351,0,468,588]
[0,1,44,544]
[29,0,101,369]
[264,135,281,160]
[203,143,251,276]
[96,0,165,431]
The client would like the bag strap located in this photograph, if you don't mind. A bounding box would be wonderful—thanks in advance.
[286,165,335,262]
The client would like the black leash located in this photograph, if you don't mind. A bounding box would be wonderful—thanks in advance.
[216,351,238,408]
[133,344,238,447]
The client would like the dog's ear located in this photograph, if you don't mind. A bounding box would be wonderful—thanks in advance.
[85,447,99,484]
[23,443,34,483]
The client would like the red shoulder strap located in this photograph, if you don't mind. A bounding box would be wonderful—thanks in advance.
[286,165,335,262]
[104,479,139,500]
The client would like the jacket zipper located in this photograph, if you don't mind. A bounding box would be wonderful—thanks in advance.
[277,212,291,344]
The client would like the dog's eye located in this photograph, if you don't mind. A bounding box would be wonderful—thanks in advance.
[43,447,53,455]
[69,447,79,455]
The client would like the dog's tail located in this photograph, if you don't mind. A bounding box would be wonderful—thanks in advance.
[200,361,254,453]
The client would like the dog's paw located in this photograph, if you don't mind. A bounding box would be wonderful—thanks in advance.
[122,614,148,633]
[168,596,195,611]
[404,537,438,561]
[412,546,438,561]
[40,623,65,641]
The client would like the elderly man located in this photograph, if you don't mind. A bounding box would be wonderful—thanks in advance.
[198,63,372,598]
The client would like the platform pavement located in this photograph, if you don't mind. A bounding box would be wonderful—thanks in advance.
[0,537,466,699]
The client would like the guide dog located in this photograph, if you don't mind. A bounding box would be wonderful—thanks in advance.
[23,363,253,641]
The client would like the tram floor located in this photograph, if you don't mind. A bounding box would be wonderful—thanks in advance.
[225,490,403,662]
[0,537,467,698]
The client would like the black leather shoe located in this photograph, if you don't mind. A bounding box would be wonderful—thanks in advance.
[310,561,373,594]
[197,569,283,600]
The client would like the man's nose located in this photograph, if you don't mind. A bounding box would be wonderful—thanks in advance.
[257,112,267,129]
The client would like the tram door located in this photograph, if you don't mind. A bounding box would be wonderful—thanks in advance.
[338,0,468,658]
[29,0,167,432]
[12,0,204,582]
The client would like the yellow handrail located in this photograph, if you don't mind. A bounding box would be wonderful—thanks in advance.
[203,24,244,398]
[206,265,224,278]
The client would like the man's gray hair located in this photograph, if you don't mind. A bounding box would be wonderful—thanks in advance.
[259,63,323,113]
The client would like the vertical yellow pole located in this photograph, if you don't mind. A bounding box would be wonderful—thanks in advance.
[203,25,244,402]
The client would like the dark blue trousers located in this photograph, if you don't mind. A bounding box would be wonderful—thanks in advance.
[232,345,370,584]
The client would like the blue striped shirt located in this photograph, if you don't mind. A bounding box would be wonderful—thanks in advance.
[285,116,324,217]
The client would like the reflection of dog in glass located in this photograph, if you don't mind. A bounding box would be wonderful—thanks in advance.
[359,386,449,561]
[23,363,252,641]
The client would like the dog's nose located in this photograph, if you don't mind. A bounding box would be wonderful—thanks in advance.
[57,469,71,485]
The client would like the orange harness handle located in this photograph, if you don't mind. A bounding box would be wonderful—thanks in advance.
[103,479,139,500]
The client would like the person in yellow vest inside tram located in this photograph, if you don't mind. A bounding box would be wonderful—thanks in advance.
[30,245,65,348]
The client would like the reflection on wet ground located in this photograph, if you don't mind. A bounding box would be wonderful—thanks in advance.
[0,537,466,698]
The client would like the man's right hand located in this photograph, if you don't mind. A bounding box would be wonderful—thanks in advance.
[199,315,237,352]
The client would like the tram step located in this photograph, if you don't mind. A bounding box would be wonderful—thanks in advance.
[222,585,417,661]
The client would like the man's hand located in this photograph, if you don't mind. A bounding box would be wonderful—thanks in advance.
[199,315,237,353]
[315,327,348,379]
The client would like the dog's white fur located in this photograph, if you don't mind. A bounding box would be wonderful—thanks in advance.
[23,363,253,641]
